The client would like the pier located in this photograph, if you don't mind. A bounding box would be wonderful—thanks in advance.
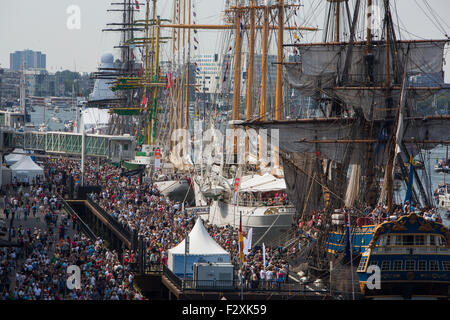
[61,193,332,300]
[1,129,135,161]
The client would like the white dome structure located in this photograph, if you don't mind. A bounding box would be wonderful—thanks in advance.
[167,217,231,278]
[89,53,117,101]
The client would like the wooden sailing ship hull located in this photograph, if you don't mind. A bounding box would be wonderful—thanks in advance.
[357,213,450,299]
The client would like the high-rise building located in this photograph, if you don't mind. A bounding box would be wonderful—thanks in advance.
[10,50,46,71]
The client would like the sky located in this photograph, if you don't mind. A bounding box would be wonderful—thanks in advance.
[1,0,449,80]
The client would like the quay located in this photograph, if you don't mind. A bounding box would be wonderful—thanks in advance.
[62,193,332,300]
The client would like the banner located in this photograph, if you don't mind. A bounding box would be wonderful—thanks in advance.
[120,167,145,177]
[243,228,253,255]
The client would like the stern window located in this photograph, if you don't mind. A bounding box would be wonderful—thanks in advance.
[415,235,425,245]
[381,261,391,271]
[418,260,427,271]
[430,260,439,271]
[429,236,436,246]
[442,261,450,271]
[393,260,403,271]
[405,260,415,271]
[404,235,414,246]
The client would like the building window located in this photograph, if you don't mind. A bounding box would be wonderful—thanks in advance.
[418,260,427,271]
[442,261,450,271]
[393,260,403,271]
[430,260,439,271]
[381,261,391,271]
[405,260,415,271]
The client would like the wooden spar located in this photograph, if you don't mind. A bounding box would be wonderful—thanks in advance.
[273,0,284,174]
[232,1,242,121]
[275,0,283,121]
[168,0,176,152]
[259,5,269,122]
[246,1,255,121]
[366,0,372,54]
[185,0,191,135]
[258,4,269,167]
[385,0,394,212]
[293,139,450,144]
[245,1,256,155]
[144,0,151,144]
[335,0,340,42]
[151,16,161,145]
[334,86,442,90]
[286,39,450,46]
[232,0,242,159]
[158,24,318,31]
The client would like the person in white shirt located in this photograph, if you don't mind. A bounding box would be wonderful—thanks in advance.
[260,269,266,289]
[266,269,273,288]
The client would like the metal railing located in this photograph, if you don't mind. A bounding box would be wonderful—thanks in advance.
[139,263,325,294]
[86,197,133,241]
[59,196,97,241]
[162,264,183,288]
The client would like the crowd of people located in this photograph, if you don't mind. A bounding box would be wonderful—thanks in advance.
[298,201,444,232]
[0,163,144,300]
[39,157,294,286]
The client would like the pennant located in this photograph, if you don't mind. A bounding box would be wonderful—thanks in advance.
[194,37,199,44]
[404,147,414,205]
[135,0,140,10]
[194,45,197,50]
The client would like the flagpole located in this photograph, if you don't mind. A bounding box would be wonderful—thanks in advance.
[347,211,355,300]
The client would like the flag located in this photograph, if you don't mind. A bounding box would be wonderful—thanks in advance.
[262,243,266,268]
[404,150,414,205]
[166,73,172,89]
[243,228,253,255]
[238,213,245,264]
[233,177,240,204]
[135,0,140,10]
[141,92,148,111]
[194,37,199,44]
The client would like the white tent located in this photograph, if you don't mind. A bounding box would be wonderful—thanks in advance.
[4,149,27,166]
[11,156,45,184]
[231,173,287,193]
[168,217,231,278]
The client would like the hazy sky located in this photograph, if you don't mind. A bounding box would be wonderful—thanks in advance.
[1,0,449,80]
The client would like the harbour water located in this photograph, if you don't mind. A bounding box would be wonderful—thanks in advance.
[28,105,76,131]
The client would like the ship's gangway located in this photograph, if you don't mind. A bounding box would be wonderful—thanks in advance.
[1,129,136,161]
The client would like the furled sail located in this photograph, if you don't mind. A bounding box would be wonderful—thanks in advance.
[285,41,446,119]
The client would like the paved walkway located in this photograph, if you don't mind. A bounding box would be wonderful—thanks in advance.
[0,192,76,293]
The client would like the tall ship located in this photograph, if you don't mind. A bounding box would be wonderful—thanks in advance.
[239,0,450,299]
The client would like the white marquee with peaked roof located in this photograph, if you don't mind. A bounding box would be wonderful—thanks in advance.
[167,217,230,278]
